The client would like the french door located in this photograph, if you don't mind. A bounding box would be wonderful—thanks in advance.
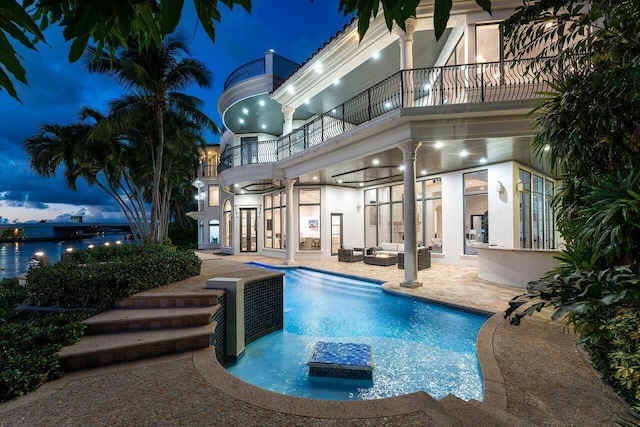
[240,208,257,252]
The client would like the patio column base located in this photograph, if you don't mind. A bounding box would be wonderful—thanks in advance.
[283,259,296,265]
[400,280,423,289]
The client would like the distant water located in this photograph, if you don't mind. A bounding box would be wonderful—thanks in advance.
[0,235,132,280]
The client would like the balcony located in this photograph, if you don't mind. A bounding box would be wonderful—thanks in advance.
[198,163,219,178]
[224,58,266,90]
[218,59,550,173]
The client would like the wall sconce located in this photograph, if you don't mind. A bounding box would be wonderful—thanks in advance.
[496,181,504,193]
[356,201,362,212]
[516,180,524,192]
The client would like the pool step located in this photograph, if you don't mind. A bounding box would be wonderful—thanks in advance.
[440,395,533,427]
[58,291,224,371]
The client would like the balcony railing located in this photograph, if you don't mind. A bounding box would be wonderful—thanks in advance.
[218,59,549,173]
[223,58,266,90]
[198,163,219,178]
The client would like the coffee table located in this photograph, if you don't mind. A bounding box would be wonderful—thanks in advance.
[364,254,398,266]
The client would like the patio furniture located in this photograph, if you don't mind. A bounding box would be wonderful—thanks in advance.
[364,254,398,266]
[397,247,431,270]
[338,245,364,262]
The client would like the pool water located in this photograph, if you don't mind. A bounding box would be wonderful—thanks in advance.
[225,263,489,401]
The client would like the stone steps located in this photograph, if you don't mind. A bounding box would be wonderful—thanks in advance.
[58,290,224,371]
[83,305,218,334]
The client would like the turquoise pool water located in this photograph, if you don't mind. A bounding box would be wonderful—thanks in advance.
[226,263,489,401]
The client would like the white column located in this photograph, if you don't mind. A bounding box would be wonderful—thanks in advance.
[395,17,417,107]
[399,141,422,288]
[282,105,295,135]
[284,178,296,265]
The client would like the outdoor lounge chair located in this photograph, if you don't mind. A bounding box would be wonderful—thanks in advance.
[397,247,431,270]
[338,245,364,262]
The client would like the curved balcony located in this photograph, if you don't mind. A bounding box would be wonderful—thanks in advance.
[219,58,551,173]
[224,58,266,90]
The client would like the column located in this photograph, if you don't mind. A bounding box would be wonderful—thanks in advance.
[282,105,295,135]
[284,178,296,265]
[399,141,422,288]
[395,17,417,107]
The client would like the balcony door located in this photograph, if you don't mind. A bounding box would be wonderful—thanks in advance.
[241,136,258,165]
[240,208,257,252]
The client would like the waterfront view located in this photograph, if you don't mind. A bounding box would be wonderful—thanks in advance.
[0,234,132,280]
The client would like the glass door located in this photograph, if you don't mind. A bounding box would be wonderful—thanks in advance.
[331,213,343,256]
[240,208,257,252]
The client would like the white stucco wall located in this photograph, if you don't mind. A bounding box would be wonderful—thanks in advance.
[487,162,516,248]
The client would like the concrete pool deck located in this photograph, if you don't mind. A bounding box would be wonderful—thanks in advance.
[0,252,632,426]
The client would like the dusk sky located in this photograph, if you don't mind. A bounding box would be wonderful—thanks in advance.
[0,1,354,224]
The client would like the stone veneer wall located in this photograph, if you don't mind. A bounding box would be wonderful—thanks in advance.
[210,293,227,365]
[244,276,284,345]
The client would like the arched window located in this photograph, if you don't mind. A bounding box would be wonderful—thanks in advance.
[223,200,232,247]
[209,219,219,244]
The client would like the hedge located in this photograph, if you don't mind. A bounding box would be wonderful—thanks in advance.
[26,245,201,311]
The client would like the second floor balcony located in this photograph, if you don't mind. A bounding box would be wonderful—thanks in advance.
[218,58,551,173]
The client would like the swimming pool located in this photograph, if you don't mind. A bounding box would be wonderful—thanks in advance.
[225,263,489,401]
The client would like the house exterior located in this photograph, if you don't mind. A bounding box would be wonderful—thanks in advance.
[194,0,560,287]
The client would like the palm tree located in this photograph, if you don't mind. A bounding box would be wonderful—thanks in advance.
[24,108,152,244]
[85,34,218,243]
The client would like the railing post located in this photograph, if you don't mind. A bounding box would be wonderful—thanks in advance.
[321,115,324,142]
[439,69,444,105]
[342,104,345,133]
[400,70,405,107]
[480,64,485,102]
[367,88,371,121]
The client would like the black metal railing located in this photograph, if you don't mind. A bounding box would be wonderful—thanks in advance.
[218,59,548,173]
[223,58,266,90]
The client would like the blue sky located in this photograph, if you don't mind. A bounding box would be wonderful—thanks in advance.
[0,1,353,224]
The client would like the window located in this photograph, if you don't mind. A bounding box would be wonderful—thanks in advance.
[223,200,232,247]
[475,23,502,63]
[519,169,555,249]
[264,191,286,249]
[208,185,219,207]
[418,178,443,252]
[464,170,488,255]
[299,188,320,250]
[209,219,219,244]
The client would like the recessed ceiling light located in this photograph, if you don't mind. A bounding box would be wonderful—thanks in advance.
[234,183,239,187]
[314,63,323,74]
[240,190,245,194]
[242,108,248,115]
[371,51,380,59]
[399,165,405,171]
[287,85,295,95]
[338,179,343,184]
[304,99,310,105]
[259,100,265,106]
[359,182,364,187]
[332,109,336,113]
[434,141,444,149]
[312,176,318,180]
[385,102,391,108]
[333,78,340,85]
[261,124,266,129]
[421,170,427,175]
[480,157,487,164]
[460,149,469,157]
[238,118,244,124]
[372,158,379,165]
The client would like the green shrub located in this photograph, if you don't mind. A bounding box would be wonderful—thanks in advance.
[26,245,201,311]
[584,308,640,410]
[0,310,88,402]
[0,278,26,321]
